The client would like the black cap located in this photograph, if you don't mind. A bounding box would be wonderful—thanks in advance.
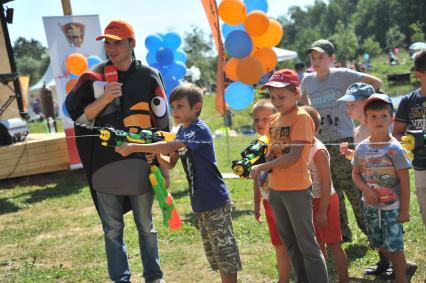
[306,39,335,56]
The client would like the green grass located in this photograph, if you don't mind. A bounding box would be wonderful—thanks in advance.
[2,61,426,281]
[1,133,425,282]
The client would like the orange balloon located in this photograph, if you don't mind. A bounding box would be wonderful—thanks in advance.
[244,11,269,37]
[236,56,264,85]
[218,0,246,25]
[225,58,240,81]
[251,19,284,48]
[66,53,88,76]
[65,78,78,93]
[253,48,278,73]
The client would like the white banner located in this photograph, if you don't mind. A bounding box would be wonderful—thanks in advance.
[43,15,106,167]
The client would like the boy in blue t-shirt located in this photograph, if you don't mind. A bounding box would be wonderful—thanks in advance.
[393,49,426,227]
[352,94,415,283]
[115,83,242,283]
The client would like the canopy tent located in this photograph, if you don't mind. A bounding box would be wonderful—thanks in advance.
[29,64,56,95]
[409,42,426,51]
[273,47,298,62]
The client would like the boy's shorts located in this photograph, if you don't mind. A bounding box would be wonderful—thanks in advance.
[313,193,342,244]
[195,204,242,274]
[364,206,404,252]
[263,199,283,246]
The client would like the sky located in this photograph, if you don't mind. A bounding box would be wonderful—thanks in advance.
[5,0,316,62]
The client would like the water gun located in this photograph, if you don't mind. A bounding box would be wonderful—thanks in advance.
[149,165,182,230]
[98,125,182,229]
[232,135,269,177]
[401,129,426,170]
[99,125,176,147]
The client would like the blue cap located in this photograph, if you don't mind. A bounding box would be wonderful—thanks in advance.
[363,93,393,112]
[338,83,375,102]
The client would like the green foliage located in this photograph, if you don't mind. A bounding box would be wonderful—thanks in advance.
[13,37,49,85]
[362,36,382,58]
[331,21,358,63]
[386,26,406,51]
[282,0,426,52]
[183,26,216,88]
[409,21,425,43]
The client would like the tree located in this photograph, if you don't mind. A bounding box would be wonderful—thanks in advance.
[331,21,358,64]
[385,26,405,51]
[409,22,425,43]
[183,26,215,88]
[13,37,49,85]
[362,36,382,58]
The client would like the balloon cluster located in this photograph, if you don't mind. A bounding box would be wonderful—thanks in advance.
[65,52,102,93]
[63,53,102,118]
[219,0,283,110]
[145,32,187,98]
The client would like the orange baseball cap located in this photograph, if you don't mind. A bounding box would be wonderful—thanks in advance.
[96,20,135,41]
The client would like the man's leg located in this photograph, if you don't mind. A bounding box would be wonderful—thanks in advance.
[130,191,163,283]
[414,170,426,226]
[328,146,353,242]
[97,192,131,282]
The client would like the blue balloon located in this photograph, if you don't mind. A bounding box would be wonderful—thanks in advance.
[174,49,187,64]
[164,77,180,97]
[62,102,70,118]
[244,0,268,13]
[87,55,102,68]
[222,23,245,39]
[167,61,187,80]
[69,73,79,80]
[225,30,253,58]
[164,32,182,50]
[145,34,163,51]
[156,47,174,66]
[225,82,254,110]
[151,63,167,76]
[146,51,157,65]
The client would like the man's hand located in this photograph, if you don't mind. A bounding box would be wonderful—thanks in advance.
[316,211,328,228]
[104,81,123,104]
[339,142,354,160]
[115,143,135,157]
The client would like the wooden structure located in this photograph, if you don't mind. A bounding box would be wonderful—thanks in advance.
[0,133,70,179]
[0,0,74,180]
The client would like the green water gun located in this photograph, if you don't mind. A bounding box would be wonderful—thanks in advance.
[149,165,182,230]
[232,135,269,177]
[99,125,176,147]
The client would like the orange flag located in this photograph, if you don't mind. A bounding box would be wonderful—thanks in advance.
[201,0,226,115]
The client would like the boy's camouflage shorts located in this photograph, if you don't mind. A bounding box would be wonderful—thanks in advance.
[364,206,404,252]
[195,204,242,274]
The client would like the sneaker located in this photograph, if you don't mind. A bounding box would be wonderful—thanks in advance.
[380,261,417,282]
[379,266,394,280]
[364,262,389,276]
[406,261,417,283]
[148,279,166,283]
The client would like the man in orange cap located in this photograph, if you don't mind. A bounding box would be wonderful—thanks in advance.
[66,19,170,283]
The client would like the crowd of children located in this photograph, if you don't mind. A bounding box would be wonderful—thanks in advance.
[113,40,425,283]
